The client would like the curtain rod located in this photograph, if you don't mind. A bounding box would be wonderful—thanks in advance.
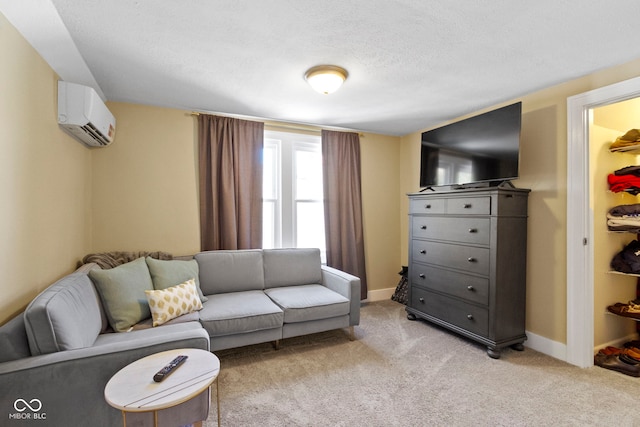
[265,122,321,134]
[266,122,364,137]
[190,111,364,137]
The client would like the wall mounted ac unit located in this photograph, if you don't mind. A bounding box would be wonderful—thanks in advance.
[57,81,116,147]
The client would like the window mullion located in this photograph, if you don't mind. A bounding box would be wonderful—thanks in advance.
[281,138,294,248]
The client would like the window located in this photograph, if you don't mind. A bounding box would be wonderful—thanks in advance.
[263,130,326,261]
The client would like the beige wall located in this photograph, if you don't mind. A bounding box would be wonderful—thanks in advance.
[359,132,402,295]
[400,58,640,345]
[4,3,640,348]
[0,13,93,323]
[91,103,201,256]
[92,107,403,294]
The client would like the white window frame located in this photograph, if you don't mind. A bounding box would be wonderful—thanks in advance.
[262,138,282,248]
[263,130,325,259]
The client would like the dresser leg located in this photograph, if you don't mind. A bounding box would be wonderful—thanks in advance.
[511,342,525,351]
[487,347,501,359]
[407,313,417,321]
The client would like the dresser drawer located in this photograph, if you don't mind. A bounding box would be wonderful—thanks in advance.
[409,198,445,214]
[494,192,529,217]
[411,217,490,245]
[411,264,489,305]
[412,240,490,276]
[411,287,488,337]
[446,196,491,215]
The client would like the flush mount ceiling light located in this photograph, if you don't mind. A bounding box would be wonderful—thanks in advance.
[304,65,348,95]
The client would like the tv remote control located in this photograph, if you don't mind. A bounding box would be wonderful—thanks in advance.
[153,355,188,382]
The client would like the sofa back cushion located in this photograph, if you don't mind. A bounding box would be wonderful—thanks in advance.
[24,271,103,356]
[145,257,208,302]
[263,248,322,289]
[195,250,265,295]
[0,314,31,362]
[89,257,154,332]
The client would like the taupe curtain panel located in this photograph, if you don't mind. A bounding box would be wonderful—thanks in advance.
[198,114,264,251]
[321,130,368,300]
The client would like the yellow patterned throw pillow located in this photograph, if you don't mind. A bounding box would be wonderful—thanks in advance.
[145,278,203,327]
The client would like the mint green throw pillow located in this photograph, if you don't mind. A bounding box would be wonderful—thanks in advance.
[145,257,208,302]
[89,257,154,332]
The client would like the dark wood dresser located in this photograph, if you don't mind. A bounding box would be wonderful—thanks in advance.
[406,186,530,358]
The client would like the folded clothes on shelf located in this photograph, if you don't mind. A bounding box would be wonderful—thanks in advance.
[608,173,640,195]
[609,203,640,217]
[609,129,640,152]
[607,219,640,233]
[610,239,640,273]
[607,203,640,232]
[614,165,640,176]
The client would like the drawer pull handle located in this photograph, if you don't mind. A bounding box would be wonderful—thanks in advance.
[467,314,474,320]
[420,250,426,255]
[420,225,427,230]
[467,257,477,263]
[419,274,426,279]
[468,228,477,233]
[425,204,431,209]
[467,285,475,291]
[419,297,425,303]
[464,203,472,209]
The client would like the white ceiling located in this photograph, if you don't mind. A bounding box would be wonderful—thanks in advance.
[3,0,640,136]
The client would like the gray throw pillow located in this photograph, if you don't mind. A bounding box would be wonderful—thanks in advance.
[89,257,154,332]
[145,257,208,302]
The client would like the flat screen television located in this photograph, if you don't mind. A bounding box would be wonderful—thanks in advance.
[419,102,521,188]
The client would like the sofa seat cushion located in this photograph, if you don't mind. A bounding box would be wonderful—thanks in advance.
[264,285,350,323]
[199,290,283,337]
[93,321,206,348]
[131,311,201,331]
[131,311,202,331]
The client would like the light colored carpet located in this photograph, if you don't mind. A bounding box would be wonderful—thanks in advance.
[205,300,640,426]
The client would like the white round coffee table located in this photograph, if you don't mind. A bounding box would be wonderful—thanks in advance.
[105,348,220,427]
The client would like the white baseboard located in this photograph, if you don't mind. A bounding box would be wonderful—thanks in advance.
[366,287,395,302]
[524,330,567,362]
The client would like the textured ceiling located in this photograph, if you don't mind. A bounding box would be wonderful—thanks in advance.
[3,0,640,136]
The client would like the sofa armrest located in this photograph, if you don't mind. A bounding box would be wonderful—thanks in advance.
[321,265,361,326]
[0,323,209,427]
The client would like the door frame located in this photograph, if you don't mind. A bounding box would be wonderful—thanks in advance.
[566,76,640,368]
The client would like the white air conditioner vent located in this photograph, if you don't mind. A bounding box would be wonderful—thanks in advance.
[57,81,116,147]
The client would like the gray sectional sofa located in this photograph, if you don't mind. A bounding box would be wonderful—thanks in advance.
[0,248,361,426]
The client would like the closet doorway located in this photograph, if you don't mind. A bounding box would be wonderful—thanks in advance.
[567,76,640,368]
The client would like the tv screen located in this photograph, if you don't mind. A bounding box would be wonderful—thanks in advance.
[419,102,521,188]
